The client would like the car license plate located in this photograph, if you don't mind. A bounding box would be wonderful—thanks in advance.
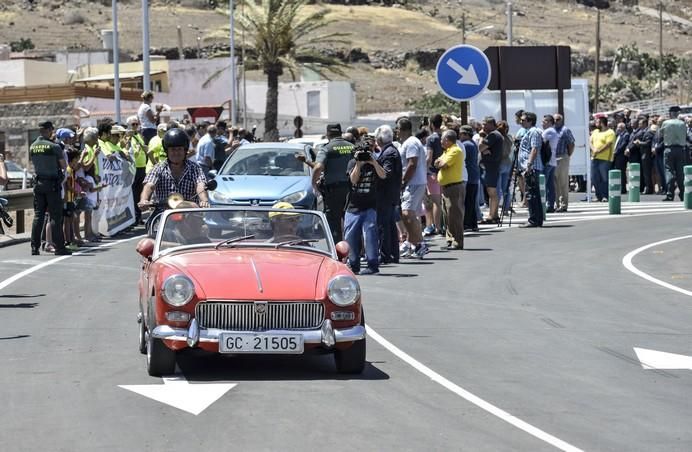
[219,333,304,354]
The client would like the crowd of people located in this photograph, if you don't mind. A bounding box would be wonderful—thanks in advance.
[591,105,692,203]
[26,90,254,255]
[23,88,691,260]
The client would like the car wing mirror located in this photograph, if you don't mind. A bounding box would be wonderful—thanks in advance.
[207,170,217,179]
[335,241,350,261]
[136,238,155,260]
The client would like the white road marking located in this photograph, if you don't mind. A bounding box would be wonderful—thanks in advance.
[365,325,583,452]
[633,347,692,370]
[119,375,236,415]
[0,235,142,291]
[621,235,692,297]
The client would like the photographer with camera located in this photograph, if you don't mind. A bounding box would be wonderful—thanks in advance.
[344,138,386,275]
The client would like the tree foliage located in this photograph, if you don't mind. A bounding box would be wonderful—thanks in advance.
[406,92,460,117]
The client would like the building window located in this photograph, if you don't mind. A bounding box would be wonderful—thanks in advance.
[307,91,320,117]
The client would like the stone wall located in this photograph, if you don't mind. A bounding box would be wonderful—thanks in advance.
[0,100,75,167]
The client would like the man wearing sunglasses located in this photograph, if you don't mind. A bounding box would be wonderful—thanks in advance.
[517,112,544,228]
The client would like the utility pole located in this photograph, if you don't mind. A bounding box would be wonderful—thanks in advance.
[177,26,184,61]
[241,0,247,129]
[507,2,513,46]
[594,8,601,113]
[142,0,150,92]
[658,1,663,98]
[462,13,466,45]
[230,0,237,126]
[112,0,121,123]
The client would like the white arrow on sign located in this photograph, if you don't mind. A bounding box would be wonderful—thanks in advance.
[634,347,692,370]
[446,58,480,86]
[119,375,236,415]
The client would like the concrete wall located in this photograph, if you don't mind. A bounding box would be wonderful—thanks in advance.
[0,60,68,88]
[55,50,110,73]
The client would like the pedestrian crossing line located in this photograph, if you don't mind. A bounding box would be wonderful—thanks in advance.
[481,204,689,229]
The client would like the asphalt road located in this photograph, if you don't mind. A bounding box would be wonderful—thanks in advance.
[1,207,691,452]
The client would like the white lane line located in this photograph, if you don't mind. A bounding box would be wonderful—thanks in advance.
[622,235,692,297]
[366,325,583,452]
[0,235,142,291]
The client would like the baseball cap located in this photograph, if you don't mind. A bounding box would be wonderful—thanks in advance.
[268,201,299,219]
[110,124,127,134]
[38,120,54,130]
[459,125,474,136]
[56,128,76,141]
[326,123,342,134]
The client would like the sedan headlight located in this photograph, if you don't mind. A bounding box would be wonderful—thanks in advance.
[161,274,195,307]
[210,191,235,204]
[280,190,307,204]
[328,275,360,307]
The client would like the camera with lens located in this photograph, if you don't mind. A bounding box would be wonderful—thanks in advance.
[356,150,372,162]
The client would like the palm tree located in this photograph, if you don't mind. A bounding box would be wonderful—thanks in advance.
[208,0,349,142]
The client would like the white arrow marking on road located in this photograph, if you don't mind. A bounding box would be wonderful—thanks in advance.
[119,375,236,415]
[633,347,692,370]
[446,58,480,86]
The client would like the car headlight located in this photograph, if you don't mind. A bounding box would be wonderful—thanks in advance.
[280,190,307,204]
[161,274,195,307]
[328,275,360,307]
[210,191,234,204]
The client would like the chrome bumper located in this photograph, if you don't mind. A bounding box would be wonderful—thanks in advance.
[151,319,365,349]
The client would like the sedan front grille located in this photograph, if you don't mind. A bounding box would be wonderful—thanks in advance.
[196,301,324,331]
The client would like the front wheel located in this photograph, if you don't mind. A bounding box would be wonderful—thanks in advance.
[138,309,147,355]
[334,338,366,374]
[147,332,176,377]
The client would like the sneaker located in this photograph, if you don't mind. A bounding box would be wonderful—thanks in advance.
[66,244,79,251]
[662,196,674,202]
[414,243,430,259]
[31,248,40,256]
[546,207,555,213]
[359,268,379,275]
[423,224,435,236]
[54,248,73,256]
[399,241,412,258]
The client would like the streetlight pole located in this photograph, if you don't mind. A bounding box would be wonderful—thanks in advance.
[658,1,663,98]
[112,0,121,123]
[461,13,466,45]
[507,2,513,46]
[230,0,237,126]
[594,8,601,113]
[142,0,150,92]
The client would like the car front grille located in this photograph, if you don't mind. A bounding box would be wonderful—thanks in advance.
[196,301,324,331]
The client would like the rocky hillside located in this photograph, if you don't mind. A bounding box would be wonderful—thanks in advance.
[1,0,691,112]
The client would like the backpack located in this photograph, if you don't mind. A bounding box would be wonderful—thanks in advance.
[540,139,552,166]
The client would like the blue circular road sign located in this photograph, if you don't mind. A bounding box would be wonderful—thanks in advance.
[435,44,492,102]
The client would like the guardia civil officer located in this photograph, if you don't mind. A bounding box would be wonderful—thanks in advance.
[311,123,354,243]
[30,121,71,256]
[660,106,688,201]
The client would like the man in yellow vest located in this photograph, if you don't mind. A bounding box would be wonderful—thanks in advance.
[127,116,148,224]
[146,123,168,173]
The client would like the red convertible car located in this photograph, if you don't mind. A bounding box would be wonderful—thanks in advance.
[136,206,366,376]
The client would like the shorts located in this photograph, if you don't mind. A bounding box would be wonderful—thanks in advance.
[401,184,426,212]
[426,173,441,196]
[484,165,500,188]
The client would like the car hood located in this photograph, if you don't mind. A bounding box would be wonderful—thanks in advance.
[161,248,326,300]
[214,175,309,200]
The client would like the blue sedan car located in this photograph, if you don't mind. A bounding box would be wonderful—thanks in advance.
[208,143,317,209]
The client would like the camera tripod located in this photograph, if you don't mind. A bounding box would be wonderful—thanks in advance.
[498,148,520,228]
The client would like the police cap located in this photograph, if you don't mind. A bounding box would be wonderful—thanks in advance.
[326,123,342,134]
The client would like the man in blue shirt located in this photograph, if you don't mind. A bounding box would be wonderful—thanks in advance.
[518,112,544,227]
[553,114,575,212]
[460,125,480,232]
[541,115,559,213]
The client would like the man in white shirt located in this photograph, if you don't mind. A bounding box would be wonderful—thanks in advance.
[397,117,429,259]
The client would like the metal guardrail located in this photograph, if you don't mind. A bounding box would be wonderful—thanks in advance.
[2,189,33,234]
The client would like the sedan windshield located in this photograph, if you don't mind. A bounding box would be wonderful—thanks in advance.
[221,147,309,177]
[158,208,332,255]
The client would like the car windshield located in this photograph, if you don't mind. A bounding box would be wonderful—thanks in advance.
[158,208,332,255]
[221,147,309,176]
[5,161,22,171]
